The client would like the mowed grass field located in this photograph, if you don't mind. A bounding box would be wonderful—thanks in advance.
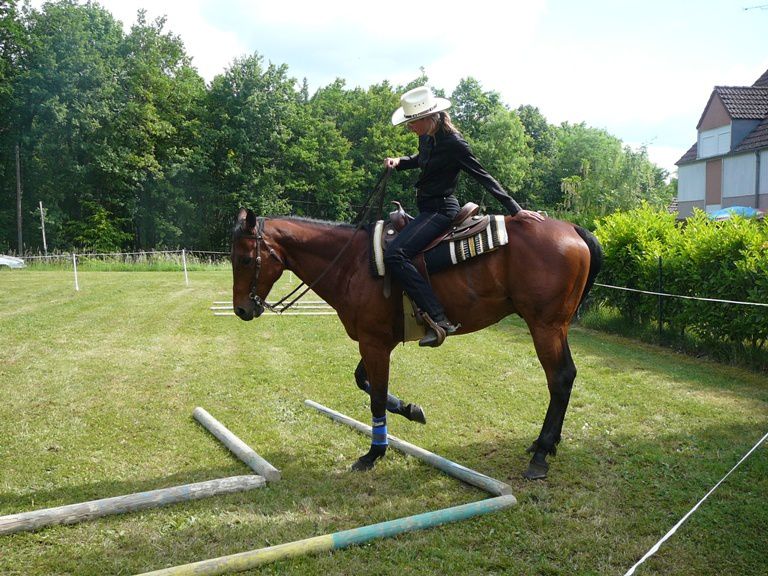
[1,269,766,576]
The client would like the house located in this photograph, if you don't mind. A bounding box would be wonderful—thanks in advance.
[675,67,768,218]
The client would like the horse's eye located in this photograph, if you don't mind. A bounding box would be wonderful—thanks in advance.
[240,256,253,266]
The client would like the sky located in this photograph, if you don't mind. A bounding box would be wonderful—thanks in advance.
[32,0,768,177]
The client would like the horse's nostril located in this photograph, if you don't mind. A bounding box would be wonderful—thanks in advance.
[235,307,246,317]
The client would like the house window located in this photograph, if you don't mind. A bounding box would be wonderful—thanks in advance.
[705,159,722,206]
[698,126,731,158]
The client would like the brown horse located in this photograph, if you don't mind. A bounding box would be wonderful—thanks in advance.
[231,208,602,479]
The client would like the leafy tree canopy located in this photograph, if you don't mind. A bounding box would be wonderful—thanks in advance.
[0,0,675,253]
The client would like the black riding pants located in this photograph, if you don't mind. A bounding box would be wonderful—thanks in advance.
[383,209,454,322]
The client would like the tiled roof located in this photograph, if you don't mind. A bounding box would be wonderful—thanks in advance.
[677,67,768,165]
[735,116,768,152]
[713,86,768,119]
[754,68,768,87]
[675,143,697,165]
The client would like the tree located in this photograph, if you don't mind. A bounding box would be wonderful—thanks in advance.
[462,108,533,210]
[309,79,416,217]
[113,10,206,248]
[516,104,558,206]
[549,122,672,225]
[283,110,360,221]
[201,54,299,247]
[450,77,504,139]
[0,0,25,251]
[10,0,126,250]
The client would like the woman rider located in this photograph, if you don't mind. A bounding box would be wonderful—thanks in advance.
[385,86,544,347]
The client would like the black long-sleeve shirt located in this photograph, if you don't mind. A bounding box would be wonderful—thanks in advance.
[397,130,522,215]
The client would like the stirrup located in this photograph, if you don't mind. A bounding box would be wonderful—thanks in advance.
[418,315,458,348]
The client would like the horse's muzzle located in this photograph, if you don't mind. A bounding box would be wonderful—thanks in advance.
[234,300,264,321]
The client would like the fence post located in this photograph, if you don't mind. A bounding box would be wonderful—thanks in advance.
[72,253,79,292]
[658,256,663,341]
[182,249,189,286]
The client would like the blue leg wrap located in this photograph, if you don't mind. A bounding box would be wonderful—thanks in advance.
[371,415,388,446]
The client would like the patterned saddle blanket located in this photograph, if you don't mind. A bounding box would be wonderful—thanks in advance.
[369,203,509,277]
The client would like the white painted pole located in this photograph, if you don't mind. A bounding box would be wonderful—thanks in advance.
[39,201,48,256]
[182,249,189,286]
[305,400,514,497]
[72,253,79,291]
[193,407,281,482]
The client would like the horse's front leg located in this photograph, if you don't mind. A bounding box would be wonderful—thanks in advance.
[351,344,394,471]
[354,359,426,424]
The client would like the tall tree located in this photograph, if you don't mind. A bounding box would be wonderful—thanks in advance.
[0,0,25,251]
[516,104,558,206]
[462,108,533,210]
[450,77,504,139]
[114,10,206,248]
[551,122,672,225]
[201,54,299,247]
[11,0,126,251]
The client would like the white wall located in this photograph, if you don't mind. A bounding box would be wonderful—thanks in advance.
[723,153,756,198]
[678,163,706,202]
[762,150,768,196]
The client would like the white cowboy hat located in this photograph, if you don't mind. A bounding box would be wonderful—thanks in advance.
[391,86,451,126]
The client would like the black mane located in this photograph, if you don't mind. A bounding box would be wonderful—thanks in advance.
[284,216,357,230]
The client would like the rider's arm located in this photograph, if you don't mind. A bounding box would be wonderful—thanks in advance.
[451,138,522,215]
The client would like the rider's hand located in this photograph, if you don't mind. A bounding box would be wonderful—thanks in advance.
[514,209,546,223]
[384,157,400,169]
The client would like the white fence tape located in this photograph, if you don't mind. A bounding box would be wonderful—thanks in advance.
[624,430,768,575]
[595,283,768,307]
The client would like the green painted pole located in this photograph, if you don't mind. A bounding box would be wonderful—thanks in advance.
[136,495,516,576]
[0,475,265,536]
[304,399,514,497]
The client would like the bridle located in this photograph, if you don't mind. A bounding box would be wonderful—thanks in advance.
[236,216,284,314]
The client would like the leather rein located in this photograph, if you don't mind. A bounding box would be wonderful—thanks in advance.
[240,168,391,314]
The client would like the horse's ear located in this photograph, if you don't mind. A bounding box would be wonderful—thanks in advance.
[237,208,257,234]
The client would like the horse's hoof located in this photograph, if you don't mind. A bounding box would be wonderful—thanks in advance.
[406,403,427,424]
[522,461,549,480]
[351,457,376,472]
[350,445,386,472]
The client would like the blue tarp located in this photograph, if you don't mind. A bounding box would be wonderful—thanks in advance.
[708,206,765,220]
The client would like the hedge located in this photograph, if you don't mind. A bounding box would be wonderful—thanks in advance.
[593,204,768,352]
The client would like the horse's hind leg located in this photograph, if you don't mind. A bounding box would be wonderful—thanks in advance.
[525,325,577,480]
[354,359,426,424]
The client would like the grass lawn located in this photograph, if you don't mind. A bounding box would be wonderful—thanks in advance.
[1,269,766,575]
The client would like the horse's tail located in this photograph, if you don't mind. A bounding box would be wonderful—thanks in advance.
[573,225,603,309]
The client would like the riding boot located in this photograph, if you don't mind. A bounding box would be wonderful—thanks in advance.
[418,317,459,348]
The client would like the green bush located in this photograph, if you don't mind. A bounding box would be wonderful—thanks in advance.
[594,205,768,356]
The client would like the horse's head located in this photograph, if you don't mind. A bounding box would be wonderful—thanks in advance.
[231,208,285,321]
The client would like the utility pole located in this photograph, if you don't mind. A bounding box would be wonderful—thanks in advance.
[16,143,22,254]
[39,201,48,256]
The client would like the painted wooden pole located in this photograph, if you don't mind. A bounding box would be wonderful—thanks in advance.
[136,494,516,576]
[0,475,265,536]
[304,400,514,497]
[193,407,281,482]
